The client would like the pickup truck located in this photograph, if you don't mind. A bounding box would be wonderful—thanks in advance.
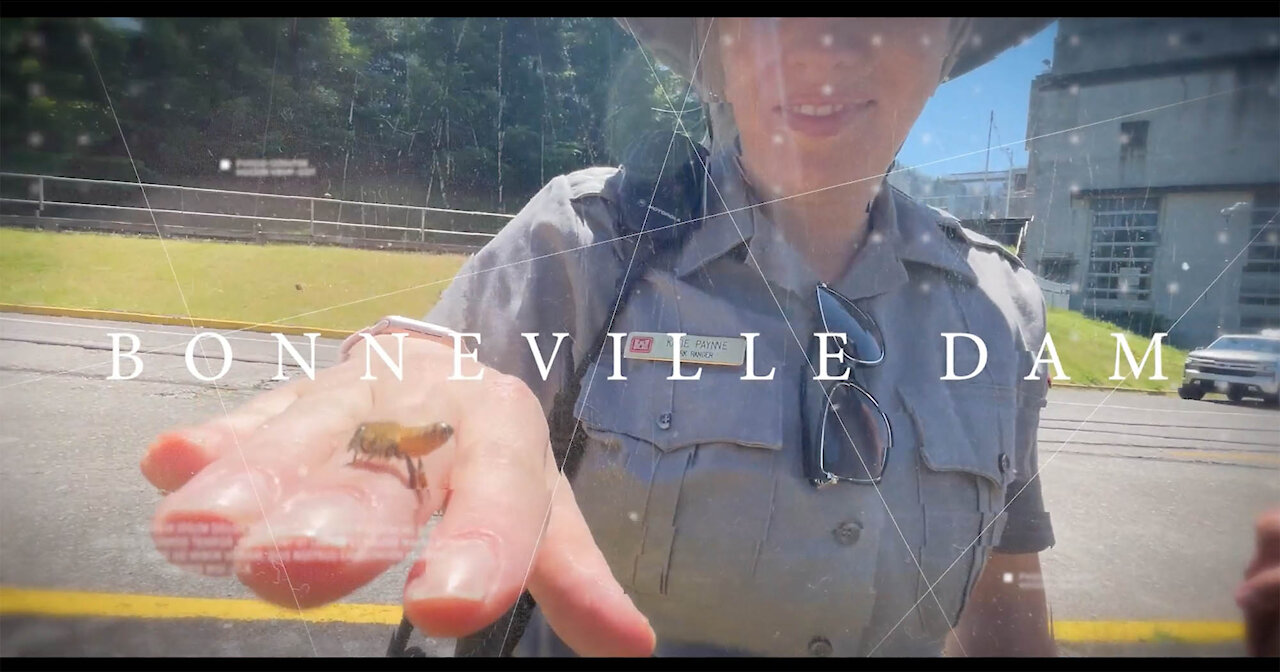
[1178,331,1280,405]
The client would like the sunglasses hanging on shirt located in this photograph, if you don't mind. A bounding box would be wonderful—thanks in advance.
[804,283,893,487]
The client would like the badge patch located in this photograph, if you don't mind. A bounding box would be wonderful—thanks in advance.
[622,332,747,367]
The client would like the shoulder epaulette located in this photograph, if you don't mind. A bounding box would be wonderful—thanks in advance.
[955,224,1026,269]
[562,166,619,202]
[924,205,1026,270]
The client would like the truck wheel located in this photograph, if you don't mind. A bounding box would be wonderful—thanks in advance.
[1227,386,1245,403]
[1264,394,1280,408]
[1179,384,1205,401]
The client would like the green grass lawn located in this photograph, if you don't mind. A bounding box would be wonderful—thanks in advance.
[0,227,1186,391]
[0,228,468,332]
[1045,307,1186,392]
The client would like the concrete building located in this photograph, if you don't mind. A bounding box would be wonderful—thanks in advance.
[919,168,1032,221]
[1021,18,1280,348]
[889,166,1034,250]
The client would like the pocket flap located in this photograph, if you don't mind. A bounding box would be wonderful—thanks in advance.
[574,342,785,453]
[896,380,1010,489]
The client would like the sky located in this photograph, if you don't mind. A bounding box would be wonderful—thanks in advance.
[897,21,1058,178]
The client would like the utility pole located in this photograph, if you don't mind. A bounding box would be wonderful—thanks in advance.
[1004,147,1015,219]
[983,110,994,217]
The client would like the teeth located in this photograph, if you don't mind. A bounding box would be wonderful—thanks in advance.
[787,103,847,117]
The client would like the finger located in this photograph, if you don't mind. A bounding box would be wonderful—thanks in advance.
[1246,508,1280,579]
[400,373,554,639]
[151,380,375,577]
[232,460,424,609]
[1236,566,1280,614]
[140,355,364,493]
[1236,565,1280,657]
[227,336,475,606]
[141,383,303,493]
[526,470,657,657]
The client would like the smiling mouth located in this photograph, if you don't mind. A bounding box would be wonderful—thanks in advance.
[774,99,876,137]
[779,100,875,118]
[785,103,844,117]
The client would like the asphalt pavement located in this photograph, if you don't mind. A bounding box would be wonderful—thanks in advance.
[0,312,1276,657]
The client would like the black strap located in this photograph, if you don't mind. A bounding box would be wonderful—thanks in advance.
[552,130,709,482]
[403,131,709,658]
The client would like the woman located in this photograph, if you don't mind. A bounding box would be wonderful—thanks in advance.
[142,17,1058,657]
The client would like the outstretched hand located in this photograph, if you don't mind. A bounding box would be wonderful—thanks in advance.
[141,334,655,656]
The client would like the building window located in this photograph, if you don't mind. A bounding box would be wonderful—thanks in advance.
[1120,121,1149,161]
[1238,191,1280,329]
[1085,196,1160,302]
[1040,256,1077,284]
[1242,315,1279,331]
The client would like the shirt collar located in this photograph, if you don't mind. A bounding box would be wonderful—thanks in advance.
[893,198,981,285]
[673,150,979,297]
[673,150,759,278]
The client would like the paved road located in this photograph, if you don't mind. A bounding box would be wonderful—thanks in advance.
[0,313,1276,657]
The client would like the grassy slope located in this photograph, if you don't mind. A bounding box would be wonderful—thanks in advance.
[0,228,467,332]
[1045,307,1186,391]
[0,228,1186,390]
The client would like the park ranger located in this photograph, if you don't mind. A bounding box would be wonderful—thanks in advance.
[142,17,1059,658]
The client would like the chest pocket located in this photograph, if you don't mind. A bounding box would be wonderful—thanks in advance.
[897,377,1015,637]
[570,333,787,599]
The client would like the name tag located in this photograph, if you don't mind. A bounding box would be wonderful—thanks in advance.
[623,332,746,367]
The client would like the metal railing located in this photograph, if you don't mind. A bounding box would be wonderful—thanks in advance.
[1037,277,1073,310]
[0,172,509,251]
[919,192,1033,220]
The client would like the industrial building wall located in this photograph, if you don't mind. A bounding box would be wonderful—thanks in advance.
[1150,192,1255,349]
[1022,17,1280,349]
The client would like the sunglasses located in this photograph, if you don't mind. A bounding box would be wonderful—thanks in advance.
[804,283,893,487]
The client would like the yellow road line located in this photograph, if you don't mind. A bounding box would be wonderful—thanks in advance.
[0,586,1245,643]
[1165,449,1280,467]
[0,586,400,625]
[0,303,352,340]
[1054,620,1243,643]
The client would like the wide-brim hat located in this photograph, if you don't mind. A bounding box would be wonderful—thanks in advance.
[617,18,1056,87]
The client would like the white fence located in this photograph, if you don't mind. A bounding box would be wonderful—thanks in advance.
[1037,277,1073,310]
[0,172,508,253]
[918,192,1033,220]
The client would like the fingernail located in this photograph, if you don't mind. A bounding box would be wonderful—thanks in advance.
[142,428,221,490]
[406,537,498,603]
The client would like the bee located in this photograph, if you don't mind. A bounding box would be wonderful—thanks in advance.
[347,421,454,491]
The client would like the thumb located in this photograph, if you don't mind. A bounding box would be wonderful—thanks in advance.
[525,471,656,657]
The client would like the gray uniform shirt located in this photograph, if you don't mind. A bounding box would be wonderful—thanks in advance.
[426,149,1055,657]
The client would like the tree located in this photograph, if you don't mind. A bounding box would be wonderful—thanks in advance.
[1,17,708,213]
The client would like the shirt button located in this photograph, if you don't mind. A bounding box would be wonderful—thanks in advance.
[833,520,862,546]
[808,636,833,657]
[657,413,672,430]
[998,452,1012,474]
